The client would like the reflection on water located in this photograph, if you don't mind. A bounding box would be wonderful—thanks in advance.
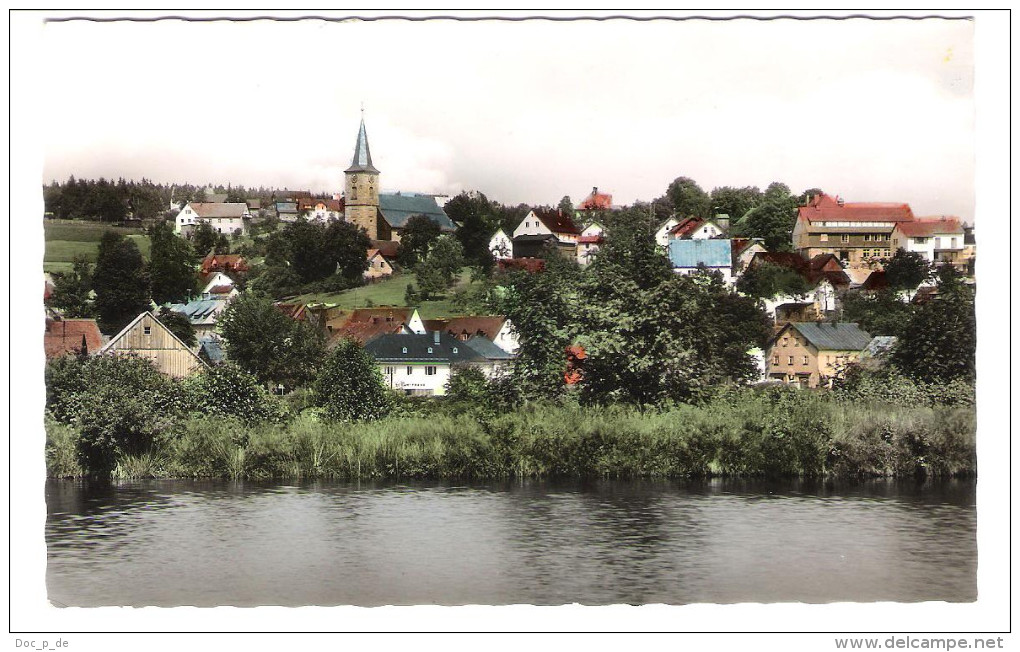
[45,478,976,607]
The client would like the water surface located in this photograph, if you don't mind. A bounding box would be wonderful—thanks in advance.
[45,478,977,606]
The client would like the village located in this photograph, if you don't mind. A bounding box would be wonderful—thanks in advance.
[44,116,977,396]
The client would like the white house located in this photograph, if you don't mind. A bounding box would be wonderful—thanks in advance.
[200,271,234,294]
[655,216,681,248]
[891,217,965,265]
[576,222,605,266]
[512,209,581,244]
[364,331,512,396]
[667,239,734,284]
[175,202,250,236]
[299,197,344,222]
[363,248,395,280]
[669,217,726,240]
[489,228,513,260]
[761,279,838,322]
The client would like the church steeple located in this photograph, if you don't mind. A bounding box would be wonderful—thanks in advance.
[344,113,381,238]
[346,117,379,174]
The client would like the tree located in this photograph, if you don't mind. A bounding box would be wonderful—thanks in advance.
[323,219,372,283]
[92,231,150,334]
[217,293,326,389]
[882,248,932,291]
[485,254,581,399]
[575,208,769,405]
[664,176,711,219]
[447,191,502,267]
[396,214,442,268]
[736,262,812,299]
[710,185,762,222]
[192,221,219,258]
[48,255,94,318]
[557,195,574,216]
[313,339,390,422]
[840,290,914,338]
[157,306,197,347]
[735,198,798,251]
[891,266,975,384]
[414,234,464,299]
[148,220,197,304]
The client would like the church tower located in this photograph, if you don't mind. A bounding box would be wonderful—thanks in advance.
[344,116,380,238]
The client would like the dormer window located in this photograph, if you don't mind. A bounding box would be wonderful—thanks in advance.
[427,347,433,354]
[401,347,407,354]
[452,347,458,354]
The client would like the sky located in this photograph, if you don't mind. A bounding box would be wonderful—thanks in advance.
[34,13,976,221]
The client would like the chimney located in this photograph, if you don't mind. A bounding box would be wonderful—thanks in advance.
[837,196,845,207]
[592,186,598,196]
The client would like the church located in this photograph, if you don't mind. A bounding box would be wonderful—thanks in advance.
[343,117,456,241]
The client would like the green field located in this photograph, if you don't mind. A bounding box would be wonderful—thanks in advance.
[43,220,149,273]
[297,269,479,320]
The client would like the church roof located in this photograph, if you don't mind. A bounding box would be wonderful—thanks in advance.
[379,193,456,231]
[345,118,379,174]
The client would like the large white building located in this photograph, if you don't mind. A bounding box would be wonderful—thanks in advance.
[364,331,514,396]
[175,202,250,236]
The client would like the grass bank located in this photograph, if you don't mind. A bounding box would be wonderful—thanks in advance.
[46,393,976,481]
[296,268,478,320]
[44,220,149,272]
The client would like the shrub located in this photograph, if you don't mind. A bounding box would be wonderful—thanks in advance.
[184,363,286,424]
[313,339,391,422]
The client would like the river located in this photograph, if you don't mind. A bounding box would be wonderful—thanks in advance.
[45,478,976,607]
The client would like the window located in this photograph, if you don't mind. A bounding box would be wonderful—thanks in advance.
[773,355,780,365]
[863,234,871,242]
[426,366,437,376]
[406,366,413,375]
[452,347,458,354]
[840,234,850,243]
[401,347,407,354]
[782,337,788,347]
[385,366,394,375]
[788,356,794,365]
[143,326,151,335]
[427,347,433,354]
[802,356,809,365]
[819,233,828,242]
[914,237,927,244]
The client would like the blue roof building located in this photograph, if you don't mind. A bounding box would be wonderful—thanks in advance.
[667,239,734,283]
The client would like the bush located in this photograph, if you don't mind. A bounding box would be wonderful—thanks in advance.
[183,363,286,424]
[313,339,391,422]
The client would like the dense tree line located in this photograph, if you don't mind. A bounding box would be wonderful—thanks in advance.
[42,177,328,222]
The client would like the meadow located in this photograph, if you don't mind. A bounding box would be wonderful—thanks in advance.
[44,220,149,273]
[296,268,480,320]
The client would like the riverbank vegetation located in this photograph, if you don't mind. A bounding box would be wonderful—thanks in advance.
[45,361,976,481]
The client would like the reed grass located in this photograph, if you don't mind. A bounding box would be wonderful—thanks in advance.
[45,395,977,481]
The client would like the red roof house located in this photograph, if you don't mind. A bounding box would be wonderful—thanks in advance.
[44,317,104,359]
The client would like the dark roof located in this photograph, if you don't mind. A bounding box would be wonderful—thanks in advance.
[370,239,400,258]
[44,318,103,358]
[464,335,515,361]
[345,118,379,174]
[783,322,873,351]
[198,337,226,364]
[860,270,890,292]
[512,233,559,243]
[378,193,455,230]
[364,332,486,363]
[533,208,581,235]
